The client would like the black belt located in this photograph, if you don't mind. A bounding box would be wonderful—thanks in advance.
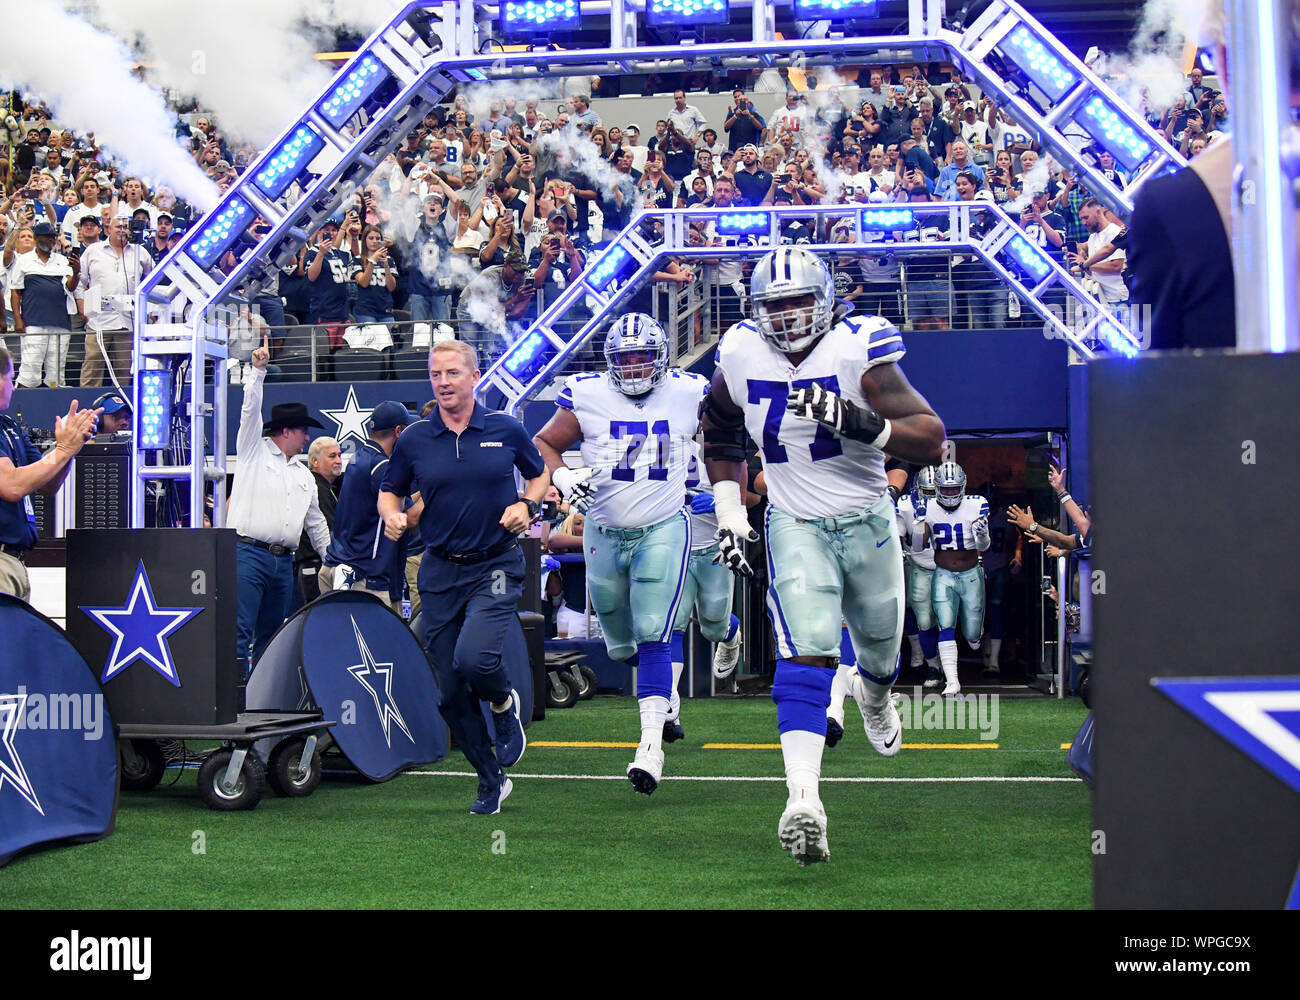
[0,543,28,564]
[237,535,296,557]
[427,537,517,566]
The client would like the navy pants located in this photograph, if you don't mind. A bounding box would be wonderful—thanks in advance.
[236,542,295,677]
[419,544,523,783]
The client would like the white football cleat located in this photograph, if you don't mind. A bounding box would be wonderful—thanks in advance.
[849,672,903,757]
[778,794,829,867]
[712,630,742,679]
[942,681,963,697]
[626,745,664,795]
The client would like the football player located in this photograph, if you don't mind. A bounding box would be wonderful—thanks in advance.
[534,314,707,795]
[913,461,990,695]
[702,246,945,866]
[664,440,744,742]
[898,465,942,687]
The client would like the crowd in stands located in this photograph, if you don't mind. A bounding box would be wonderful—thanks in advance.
[1,60,1225,386]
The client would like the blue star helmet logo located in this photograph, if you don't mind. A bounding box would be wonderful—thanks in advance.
[80,561,203,686]
[1154,676,1300,909]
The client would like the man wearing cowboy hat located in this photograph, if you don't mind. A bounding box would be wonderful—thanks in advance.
[227,334,331,677]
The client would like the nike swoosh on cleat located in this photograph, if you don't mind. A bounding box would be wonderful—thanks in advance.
[876,538,889,547]
[884,728,899,748]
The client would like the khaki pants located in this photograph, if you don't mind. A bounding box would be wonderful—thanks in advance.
[81,327,133,387]
[0,550,31,602]
[318,563,392,608]
[405,554,422,620]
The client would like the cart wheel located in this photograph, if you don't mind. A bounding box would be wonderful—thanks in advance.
[267,738,322,798]
[546,671,578,709]
[576,664,598,700]
[197,749,266,811]
[120,739,166,792]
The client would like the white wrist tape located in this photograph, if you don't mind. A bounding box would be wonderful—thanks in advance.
[870,419,892,450]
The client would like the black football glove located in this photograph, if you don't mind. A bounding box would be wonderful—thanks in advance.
[786,383,887,444]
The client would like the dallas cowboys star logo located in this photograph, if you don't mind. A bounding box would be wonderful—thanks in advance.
[80,561,202,686]
[346,616,413,748]
[1155,676,1300,908]
[321,385,373,448]
[0,693,43,816]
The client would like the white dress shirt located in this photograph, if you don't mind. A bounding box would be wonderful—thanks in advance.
[226,367,330,554]
[76,240,152,332]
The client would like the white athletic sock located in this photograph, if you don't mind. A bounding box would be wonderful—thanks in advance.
[667,658,685,722]
[827,662,854,725]
[988,637,1002,667]
[907,633,924,667]
[968,634,982,651]
[939,641,959,687]
[780,730,824,807]
[490,693,512,713]
[639,695,669,754]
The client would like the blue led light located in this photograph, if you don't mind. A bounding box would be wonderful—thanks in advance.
[1077,96,1153,172]
[792,0,878,19]
[1097,320,1141,358]
[1002,234,1052,282]
[860,206,916,231]
[253,124,326,200]
[500,0,580,34]
[185,195,253,268]
[646,0,730,27]
[137,370,173,450]
[587,246,630,291]
[1002,25,1076,102]
[318,54,386,127]
[502,331,557,381]
[715,210,770,235]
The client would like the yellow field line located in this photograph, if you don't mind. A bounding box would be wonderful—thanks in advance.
[701,742,1001,750]
[531,740,639,748]
[1061,743,1073,750]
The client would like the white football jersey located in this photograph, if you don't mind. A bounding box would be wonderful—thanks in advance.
[557,368,707,529]
[924,495,991,554]
[715,314,905,519]
[683,439,719,551]
[897,493,936,569]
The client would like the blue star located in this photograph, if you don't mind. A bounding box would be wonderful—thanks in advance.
[346,616,412,748]
[0,692,43,816]
[1155,676,1300,908]
[80,561,203,687]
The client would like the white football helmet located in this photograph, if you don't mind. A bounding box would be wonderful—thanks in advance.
[604,313,669,396]
[935,461,967,510]
[750,246,835,353]
[914,465,938,500]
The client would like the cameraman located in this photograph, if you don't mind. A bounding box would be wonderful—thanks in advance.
[76,217,152,388]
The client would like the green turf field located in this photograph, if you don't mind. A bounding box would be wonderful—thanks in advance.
[5,694,1092,909]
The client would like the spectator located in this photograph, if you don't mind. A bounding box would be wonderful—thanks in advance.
[702,177,748,327]
[637,152,676,209]
[623,124,648,172]
[658,122,697,182]
[405,191,459,325]
[959,100,994,167]
[699,127,725,159]
[986,150,1017,203]
[935,141,985,199]
[844,102,883,149]
[145,213,173,264]
[863,145,895,195]
[528,210,586,312]
[353,225,398,325]
[478,197,524,269]
[114,177,159,225]
[724,90,766,151]
[76,217,152,388]
[731,144,772,206]
[901,185,951,330]
[878,85,919,149]
[456,247,532,359]
[677,149,718,204]
[1068,198,1128,307]
[952,172,1007,328]
[1017,190,1068,266]
[571,94,601,129]
[9,221,76,388]
[861,70,890,113]
[305,213,358,352]
[1184,67,1215,113]
[767,91,809,146]
[667,90,708,140]
[297,436,343,603]
[1053,168,1091,247]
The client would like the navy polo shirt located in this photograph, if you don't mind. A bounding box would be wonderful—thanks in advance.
[0,414,43,549]
[325,440,392,577]
[381,402,545,554]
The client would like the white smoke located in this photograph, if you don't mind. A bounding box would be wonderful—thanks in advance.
[87,0,395,147]
[1004,157,1053,214]
[0,0,218,210]
[537,125,640,214]
[1104,0,1216,111]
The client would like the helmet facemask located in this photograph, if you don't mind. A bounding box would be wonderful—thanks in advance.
[607,345,667,396]
[754,290,832,353]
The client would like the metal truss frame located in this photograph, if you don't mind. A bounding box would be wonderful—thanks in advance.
[131,0,1175,526]
[475,201,1138,413]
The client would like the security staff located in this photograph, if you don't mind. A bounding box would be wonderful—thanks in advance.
[379,340,548,816]
[321,401,417,606]
[0,345,99,600]
[227,336,330,677]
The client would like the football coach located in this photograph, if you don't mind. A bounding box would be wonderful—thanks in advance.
[379,339,548,816]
